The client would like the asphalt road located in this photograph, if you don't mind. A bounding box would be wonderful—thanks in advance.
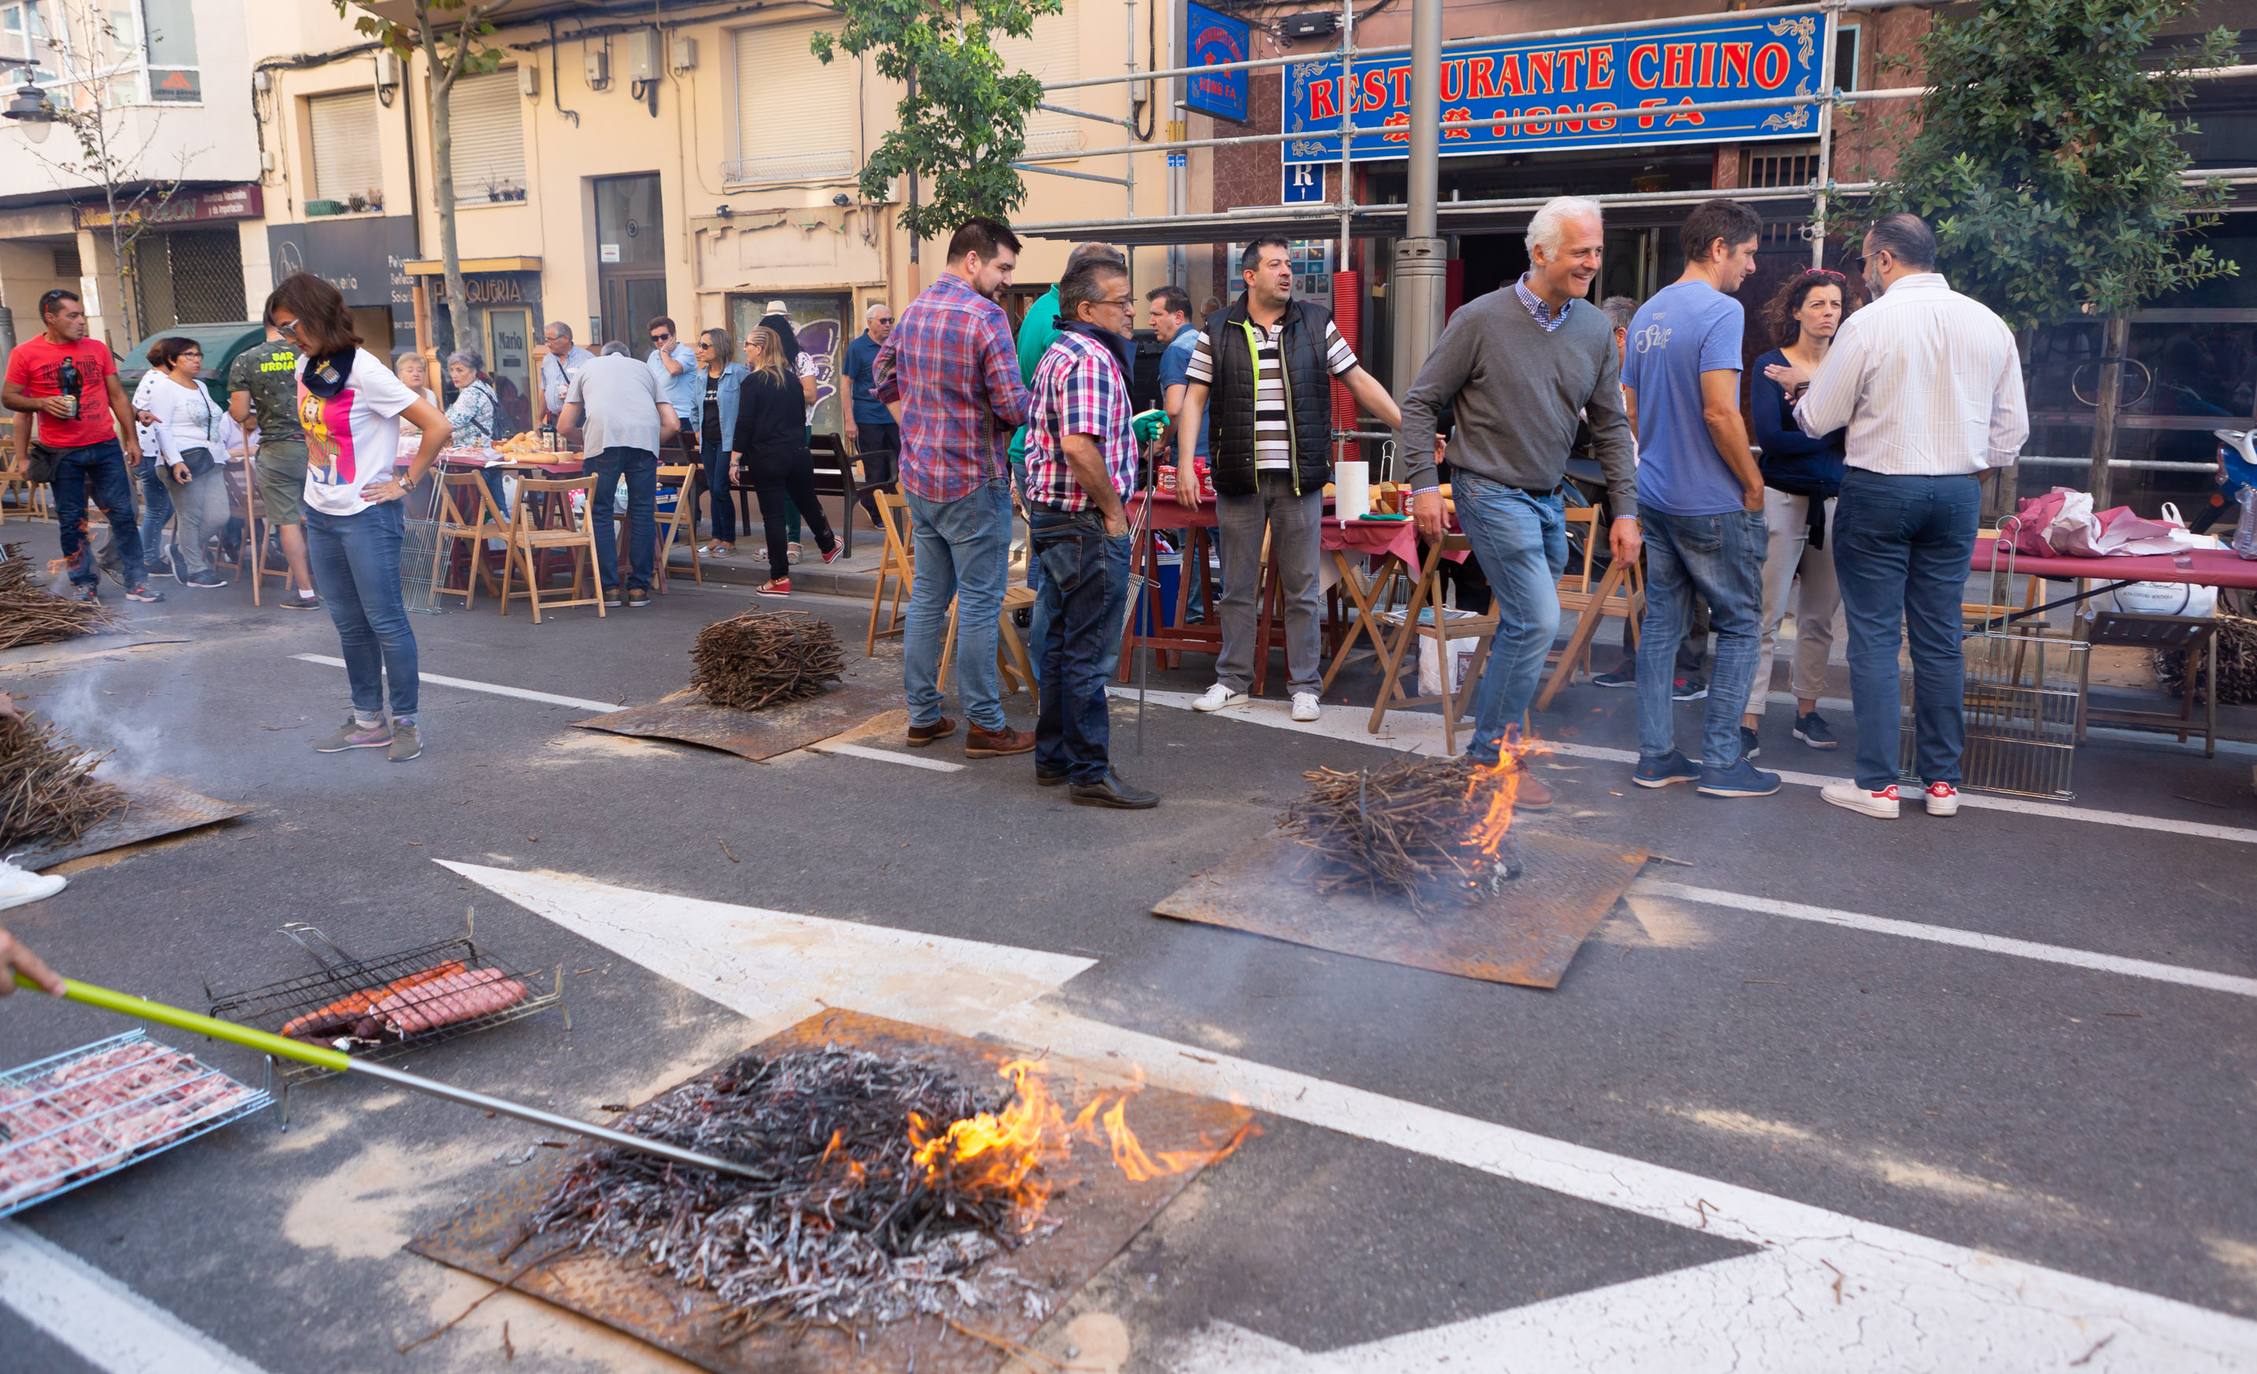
[1,571,2252,1373]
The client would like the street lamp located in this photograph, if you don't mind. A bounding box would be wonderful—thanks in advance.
[0,59,55,144]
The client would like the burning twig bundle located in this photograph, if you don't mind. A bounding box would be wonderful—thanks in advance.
[0,542,122,649]
[2158,614,2257,705]
[0,714,128,852]
[689,610,845,711]
[1280,754,1527,911]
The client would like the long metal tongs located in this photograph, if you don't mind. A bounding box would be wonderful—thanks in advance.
[16,973,770,1181]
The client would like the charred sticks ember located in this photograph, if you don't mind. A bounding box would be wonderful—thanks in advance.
[0,714,127,852]
[1280,755,1526,911]
[0,542,122,649]
[689,611,846,711]
[530,1048,1050,1334]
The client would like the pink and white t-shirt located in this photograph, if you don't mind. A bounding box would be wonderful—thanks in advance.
[298,348,419,517]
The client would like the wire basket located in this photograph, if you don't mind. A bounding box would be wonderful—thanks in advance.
[206,918,568,1121]
[1,1030,272,1217]
[398,489,451,615]
[1902,531,2087,799]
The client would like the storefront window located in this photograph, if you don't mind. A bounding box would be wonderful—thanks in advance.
[728,292,850,435]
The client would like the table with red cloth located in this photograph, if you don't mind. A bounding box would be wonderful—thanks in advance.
[1971,542,2257,600]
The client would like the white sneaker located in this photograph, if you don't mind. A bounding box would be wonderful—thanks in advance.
[0,856,66,912]
[1822,780,1900,819]
[1291,692,1321,722]
[1191,683,1248,713]
[1923,782,1961,817]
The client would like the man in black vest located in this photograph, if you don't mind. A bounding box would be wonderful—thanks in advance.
[1175,237,1400,722]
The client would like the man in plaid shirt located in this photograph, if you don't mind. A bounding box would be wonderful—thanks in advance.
[1022,257,1156,808]
[874,217,1034,758]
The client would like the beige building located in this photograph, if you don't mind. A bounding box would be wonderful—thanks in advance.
[251,0,1190,432]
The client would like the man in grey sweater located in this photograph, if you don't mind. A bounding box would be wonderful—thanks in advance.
[1399,195,1641,801]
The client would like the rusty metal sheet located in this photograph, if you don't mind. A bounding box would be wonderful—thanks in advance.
[409,1009,1256,1374]
[573,678,897,762]
[1153,830,1646,989]
[15,777,247,871]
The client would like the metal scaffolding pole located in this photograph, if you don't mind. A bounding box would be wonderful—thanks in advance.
[1389,0,1446,398]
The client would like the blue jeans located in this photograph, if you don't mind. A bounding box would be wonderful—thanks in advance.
[1029,509,1130,782]
[53,439,143,589]
[905,480,1012,732]
[136,455,173,565]
[1637,507,1766,769]
[697,426,733,544]
[1453,473,1567,764]
[1832,470,1981,789]
[306,502,418,719]
[588,446,658,593]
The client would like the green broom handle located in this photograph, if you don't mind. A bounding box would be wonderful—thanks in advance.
[18,974,352,1073]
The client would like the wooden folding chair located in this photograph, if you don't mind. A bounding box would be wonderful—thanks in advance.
[652,463,702,592]
[226,462,277,606]
[498,475,605,623]
[864,488,915,654]
[0,470,48,524]
[1534,505,1645,710]
[1366,533,1500,755]
[940,586,1040,704]
[428,469,507,610]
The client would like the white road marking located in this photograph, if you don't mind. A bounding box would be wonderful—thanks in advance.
[290,654,620,713]
[1645,881,2257,999]
[1122,687,2257,847]
[1758,688,2257,758]
[446,862,2257,1372]
[0,1221,276,1374]
[809,741,966,772]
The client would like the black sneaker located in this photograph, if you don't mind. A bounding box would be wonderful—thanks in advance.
[603,587,624,608]
[183,570,229,589]
[1793,711,1839,751]
[1671,676,1709,702]
[1591,666,1635,688]
[1739,725,1761,761]
[124,584,165,603]
[280,591,324,611]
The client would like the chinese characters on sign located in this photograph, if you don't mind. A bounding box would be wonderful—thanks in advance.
[1282,11,1823,163]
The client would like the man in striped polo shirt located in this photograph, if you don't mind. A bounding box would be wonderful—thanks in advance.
[1174,237,1400,722]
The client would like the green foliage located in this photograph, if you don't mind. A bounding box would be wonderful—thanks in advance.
[335,2,502,78]
[1860,0,2238,331]
[813,0,1064,242]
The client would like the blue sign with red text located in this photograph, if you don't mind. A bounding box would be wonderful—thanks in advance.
[1282,10,1823,163]
[1184,1,1251,124]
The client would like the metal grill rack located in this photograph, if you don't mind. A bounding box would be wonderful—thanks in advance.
[206,917,568,1124]
[1,1030,273,1218]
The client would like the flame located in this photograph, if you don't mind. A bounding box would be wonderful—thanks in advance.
[1461,728,1544,860]
[908,1058,1255,1220]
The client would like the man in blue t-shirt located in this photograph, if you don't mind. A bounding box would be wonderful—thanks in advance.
[1147,284,1209,621]
[841,301,897,523]
[1620,199,1775,799]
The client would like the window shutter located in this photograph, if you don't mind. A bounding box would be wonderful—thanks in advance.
[997,2,1083,156]
[445,70,527,196]
[307,92,381,205]
[730,24,853,183]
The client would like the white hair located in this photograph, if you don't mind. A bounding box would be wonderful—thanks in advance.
[864,301,890,321]
[1526,196,1604,262]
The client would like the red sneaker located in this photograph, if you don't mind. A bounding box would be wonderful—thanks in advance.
[821,541,842,565]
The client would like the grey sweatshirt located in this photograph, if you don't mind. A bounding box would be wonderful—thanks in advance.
[1397,289,1638,520]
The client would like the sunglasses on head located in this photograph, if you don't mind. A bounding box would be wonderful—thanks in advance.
[1810,268,1846,281]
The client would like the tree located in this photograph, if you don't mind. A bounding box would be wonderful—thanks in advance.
[1859,0,2237,504]
[20,3,197,345]
[811,0,1064,245]
[336,0,504,359]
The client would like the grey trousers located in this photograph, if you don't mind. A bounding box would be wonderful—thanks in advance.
[157,456,231,578]
[1216,470,1323,696]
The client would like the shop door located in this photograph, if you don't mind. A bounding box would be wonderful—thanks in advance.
[592,173,668,347]
[483,306,536,434]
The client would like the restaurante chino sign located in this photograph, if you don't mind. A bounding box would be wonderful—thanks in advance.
[1282,10,1823,164]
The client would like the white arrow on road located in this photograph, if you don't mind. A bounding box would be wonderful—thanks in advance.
[442,861,2257,1373]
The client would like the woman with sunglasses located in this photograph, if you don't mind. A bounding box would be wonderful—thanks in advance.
[269,273,451,763]
[1746,267,1855,753]
[691,327,749,556]
[140,337,233,589]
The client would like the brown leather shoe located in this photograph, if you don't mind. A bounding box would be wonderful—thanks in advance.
[1514,772,1555,812]
[905,716,957,747]
[964,724,1035,758]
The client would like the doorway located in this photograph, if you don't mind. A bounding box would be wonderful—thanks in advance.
[593,173,668,348]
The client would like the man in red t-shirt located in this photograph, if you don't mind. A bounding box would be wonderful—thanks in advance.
[1,288,159,603]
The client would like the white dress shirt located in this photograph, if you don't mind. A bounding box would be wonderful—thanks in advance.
[1794,273,2028,477]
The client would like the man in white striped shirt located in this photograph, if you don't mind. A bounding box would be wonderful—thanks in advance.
[1789,212,2029,821]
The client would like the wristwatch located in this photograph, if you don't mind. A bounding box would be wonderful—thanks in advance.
[398,472,420,492]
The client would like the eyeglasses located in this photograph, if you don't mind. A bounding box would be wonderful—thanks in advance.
[1097,296,1133,309]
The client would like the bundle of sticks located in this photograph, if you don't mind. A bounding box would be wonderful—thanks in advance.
[532,1047,1049,1334]
[1279,755,1523,911]
[2157,614,2257,705]
[689,610,845,711]
[0,713,127,852]
[0,541,122,649]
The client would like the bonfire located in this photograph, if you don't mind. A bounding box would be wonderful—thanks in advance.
[1279,745,1535,912]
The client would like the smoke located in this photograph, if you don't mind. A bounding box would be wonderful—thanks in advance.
[27,653,171,785]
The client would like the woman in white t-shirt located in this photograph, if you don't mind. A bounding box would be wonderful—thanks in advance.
[140,337,233,590]
[269,273,452,763]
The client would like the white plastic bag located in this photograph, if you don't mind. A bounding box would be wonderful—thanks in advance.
[1416,607,1486,696]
